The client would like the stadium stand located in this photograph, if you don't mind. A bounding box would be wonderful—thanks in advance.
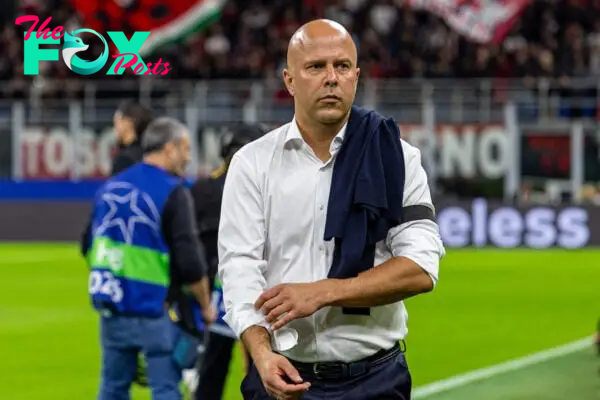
[1,0,600,114]
[0,2,598,400]
[2,0,600,202]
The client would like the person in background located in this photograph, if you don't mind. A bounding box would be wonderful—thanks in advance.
[81,101,155,256]
[111,100,154,175]
[82,117,216,400]
[187,124,265,400]
[111,100,155,386]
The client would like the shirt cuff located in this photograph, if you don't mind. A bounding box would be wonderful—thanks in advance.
[224,305,299,352]
[223,304,265,339]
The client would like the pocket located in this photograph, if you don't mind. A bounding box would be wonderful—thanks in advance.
[100,316,136,349]
[142,315,176,355]
[397,351,409,369]
[373,353,412,400]
[393,353,412,394]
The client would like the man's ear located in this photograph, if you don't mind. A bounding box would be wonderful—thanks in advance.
[163,141,175,156]
[283,68,295,97]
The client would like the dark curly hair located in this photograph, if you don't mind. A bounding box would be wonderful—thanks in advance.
[117,101,155,142]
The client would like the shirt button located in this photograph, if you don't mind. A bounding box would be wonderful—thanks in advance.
[319,204,324,211]
[319,245,325,252]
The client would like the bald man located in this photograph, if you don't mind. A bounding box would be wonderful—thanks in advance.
[218,19,445,400]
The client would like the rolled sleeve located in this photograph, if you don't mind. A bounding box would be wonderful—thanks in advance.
[218,152,268,338]
[387,140,445,286]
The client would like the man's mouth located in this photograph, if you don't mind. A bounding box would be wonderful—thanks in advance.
[319,95,341,101]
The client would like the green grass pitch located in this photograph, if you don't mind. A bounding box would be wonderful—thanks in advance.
[1,244,598,399]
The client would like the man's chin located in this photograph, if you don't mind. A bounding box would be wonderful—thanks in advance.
[175,165,190,177]
[315,108,347,124]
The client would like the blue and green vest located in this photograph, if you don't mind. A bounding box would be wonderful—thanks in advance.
[87,163,181,318]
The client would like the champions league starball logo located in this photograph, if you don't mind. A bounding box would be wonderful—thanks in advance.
[15,15,172,76]
[93,182,162,245]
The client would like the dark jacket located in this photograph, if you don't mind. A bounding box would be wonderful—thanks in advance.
[325,105,406,280]
[111,142,144,175]
[189,167,227,289]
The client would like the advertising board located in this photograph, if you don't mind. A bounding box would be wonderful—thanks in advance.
[9,123,600,180]
[438,198,592,249]
[0,195,596,248]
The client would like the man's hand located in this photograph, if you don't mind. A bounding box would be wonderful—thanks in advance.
[255,282,331,330]
[255,351,310,400]
[201,305,218,326]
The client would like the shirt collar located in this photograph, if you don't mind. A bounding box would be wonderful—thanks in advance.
[285,117,347,154]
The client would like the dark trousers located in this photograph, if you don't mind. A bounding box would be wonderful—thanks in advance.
[195,333,236,400]
[241,350,411,400]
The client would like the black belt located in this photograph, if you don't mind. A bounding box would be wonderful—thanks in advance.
[289,342,402,381]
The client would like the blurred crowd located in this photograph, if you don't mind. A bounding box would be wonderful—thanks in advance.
[209,0,600,82]
[0,0,600,79]
[1,0,600,98]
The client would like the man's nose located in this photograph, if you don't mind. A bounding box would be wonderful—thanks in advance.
[324,65,338,87]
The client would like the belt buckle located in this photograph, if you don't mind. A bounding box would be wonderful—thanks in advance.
[312,362,346,380]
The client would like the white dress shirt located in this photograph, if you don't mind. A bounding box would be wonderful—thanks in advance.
[218,118,445,363]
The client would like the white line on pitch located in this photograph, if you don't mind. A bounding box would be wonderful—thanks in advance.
[412,336,594,399]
